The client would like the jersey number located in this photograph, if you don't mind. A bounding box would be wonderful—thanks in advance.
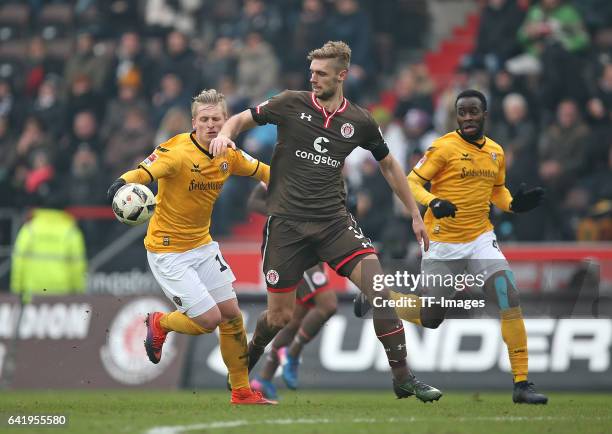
[215,254,228,272]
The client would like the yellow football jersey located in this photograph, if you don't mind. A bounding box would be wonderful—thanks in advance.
[408,131,513,243]
[122,132,269,253]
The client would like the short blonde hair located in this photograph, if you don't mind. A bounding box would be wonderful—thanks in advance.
[191,89,228,118]
[307,41,351,71]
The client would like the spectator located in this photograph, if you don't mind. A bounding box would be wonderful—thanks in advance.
[65,74,106,127]
[402,108,437,154]
[59,110,102,174]
[0,116,16,205]
[202,37,238,89]
[151,73,191,125]
[327,0,373,101]
[392,67,434,121]
[63,30,109,93]
[538,99,591,192]
[30,76,65,139]
[23,36,62,98]
[64,144,108,206]
[492,93,538,183]
[10,178,87,302]
[236,31,279,104]
[235,0,282,44]
[512,0,590,110]
[586,63,612,125]
[145,0,203,36]
[10,116,54,201]
[105,107,154,179]
[157,30,200,95]
[155,106,192,144]
[287,0,328,76]
[100,75,149,142]
[466,0,525,73]
[105,31,155,98]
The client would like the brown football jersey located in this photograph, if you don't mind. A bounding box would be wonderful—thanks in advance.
[251,90,387,220]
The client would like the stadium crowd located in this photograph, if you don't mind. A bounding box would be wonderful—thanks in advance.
[0,0,610,254]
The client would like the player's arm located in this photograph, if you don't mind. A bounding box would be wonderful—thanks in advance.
[209,110,257,157]
[408,147,457,218]
[378,153,429,250]
[247,182,268,215]
[106,148,177,204]
[228,148,270,185]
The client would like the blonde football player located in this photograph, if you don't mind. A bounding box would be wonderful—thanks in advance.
[106,89,275,405]
[355,89,547,404]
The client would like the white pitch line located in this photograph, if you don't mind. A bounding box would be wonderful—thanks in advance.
[146,415,612,434]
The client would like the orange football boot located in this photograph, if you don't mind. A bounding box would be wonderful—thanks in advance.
[144,312,168,364]
[230,388,278,405]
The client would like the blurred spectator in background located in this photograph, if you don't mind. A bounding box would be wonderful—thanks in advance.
[287,0,328,79]
[466,0,525,73]
[354,158,392,242]
[512,0,590,112]
[65,74,105,127]
[63,30,109,93]
[106,31,155,98]
[158,30,200,96]
[0,79,21,128]
[492,93,538,185]
[145,0,203,36]
[10,116,53,204]
[155,106,192,144]
[202,36,238,89]
[65,144,108,205]
[487,69,532,125]
[59,110,102,174]
[105,107,154,179]
[538,99,590,193]
[0,116,15,195]
[100,74,149,142]
[235,0,282,45]
[151,72,190,125]
[10,178,87,302]
[328,0,372,102]
[587,63,612,126]
[538,99,591,239]
[402,108,437,154]
[237,31,279,104]
[392,66,434,121]
[30,75,65,139]
[23,36,61,98]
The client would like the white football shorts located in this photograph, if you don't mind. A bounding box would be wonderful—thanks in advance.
[147,241,236,318]
[420,230,510,298]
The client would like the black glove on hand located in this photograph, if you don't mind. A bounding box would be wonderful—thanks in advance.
[510,183,544,213]
[429,198,458,218]
[107,178,126,204]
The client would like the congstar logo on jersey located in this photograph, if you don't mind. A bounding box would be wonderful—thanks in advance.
[295,137,341,168]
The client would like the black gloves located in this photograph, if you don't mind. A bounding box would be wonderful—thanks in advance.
[429,198,458,218]
[107,178,126,204]
[510,183,545,213]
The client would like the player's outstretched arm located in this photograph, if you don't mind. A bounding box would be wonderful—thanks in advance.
[247,182,268,215]
[210,110,258,157]
[378,154,429,251]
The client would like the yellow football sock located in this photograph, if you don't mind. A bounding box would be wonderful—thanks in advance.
[501,306,528,383]
[219,314,250,390]
[160,311,213,335]
[390,291,422,326]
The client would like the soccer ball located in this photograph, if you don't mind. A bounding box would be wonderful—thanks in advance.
[112,183,156,226]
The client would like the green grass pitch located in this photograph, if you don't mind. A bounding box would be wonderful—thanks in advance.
[1,390,611,434]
